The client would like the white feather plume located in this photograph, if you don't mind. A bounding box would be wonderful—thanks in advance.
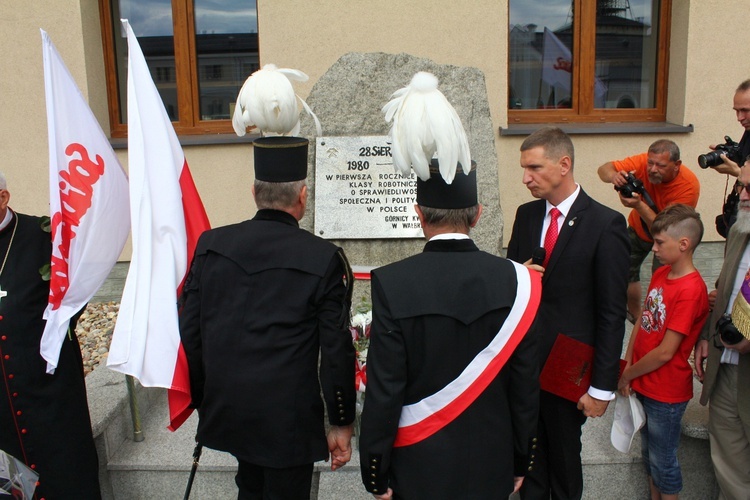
[232,63,322,137]
[382,71,471,183]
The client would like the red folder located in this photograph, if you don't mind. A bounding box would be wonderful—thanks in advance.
[540,333,625,403]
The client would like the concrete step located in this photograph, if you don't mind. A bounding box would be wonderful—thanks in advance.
[102,388,717,500]
[94,321,718,499]
[574,399,717,500]
[105,390,370,499]
[106,392,238,499]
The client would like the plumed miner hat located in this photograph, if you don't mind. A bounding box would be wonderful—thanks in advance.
[382,71,476,209]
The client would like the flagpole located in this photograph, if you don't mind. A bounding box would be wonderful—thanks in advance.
[125,375,144,442]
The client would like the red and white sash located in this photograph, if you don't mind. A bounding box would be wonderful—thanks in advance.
[393,261,542,447]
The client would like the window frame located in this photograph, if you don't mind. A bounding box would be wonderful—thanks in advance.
[508,0,672,125]
[98,0,251,137]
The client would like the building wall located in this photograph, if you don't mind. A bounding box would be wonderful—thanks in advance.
[1,0,749,255]
[0,0,106,213]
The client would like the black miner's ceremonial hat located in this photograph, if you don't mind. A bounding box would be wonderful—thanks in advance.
[416,159,478,209]
[253,136,309,182]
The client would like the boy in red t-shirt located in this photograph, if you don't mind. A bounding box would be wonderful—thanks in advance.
[618,204,709,500]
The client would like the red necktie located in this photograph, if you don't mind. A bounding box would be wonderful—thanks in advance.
[543,207,561,267]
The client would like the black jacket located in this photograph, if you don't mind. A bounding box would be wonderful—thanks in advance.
[359,238,539,498]
[507,189,629,393]
[179,209,355,468]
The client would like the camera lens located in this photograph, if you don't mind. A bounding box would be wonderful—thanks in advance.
[615,185,632,197]
[720,327,744,345]
[717,315,745,345]
[698,151,722,169]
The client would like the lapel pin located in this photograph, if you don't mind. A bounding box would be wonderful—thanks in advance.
[568,217,577,227]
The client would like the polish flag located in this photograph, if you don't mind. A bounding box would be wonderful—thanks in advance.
[107,20,210,431]
[40,30,130,374]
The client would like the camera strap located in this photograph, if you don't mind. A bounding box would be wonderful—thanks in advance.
[639,189,658,241]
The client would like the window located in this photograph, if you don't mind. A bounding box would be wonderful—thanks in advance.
[508,0,671,124]
[99,0,259,136]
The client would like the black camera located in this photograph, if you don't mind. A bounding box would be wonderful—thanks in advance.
[698,136,743,169]
[716,188,739,238]
[614,173,646,198]
[716,314,745,345]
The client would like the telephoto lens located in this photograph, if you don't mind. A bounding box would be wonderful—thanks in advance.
[698,151,722,169]
[698,136,742,169]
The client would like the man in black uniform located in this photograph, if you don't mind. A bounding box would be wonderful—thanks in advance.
[0,171,101,499]
[179,137,356,499]
[359,160,542,499]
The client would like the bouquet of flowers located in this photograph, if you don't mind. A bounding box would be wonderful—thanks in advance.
[350,299,371,443]
[350,299,372,393]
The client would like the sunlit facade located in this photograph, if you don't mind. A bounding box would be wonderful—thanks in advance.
[1,0,748,249]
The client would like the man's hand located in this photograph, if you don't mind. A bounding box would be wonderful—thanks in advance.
[522,257,544,276]
[710,148,741,177]
[611,170,632,188]
[513,476,524,494]
[708,289,717,311]
[618,191,643,209]
[372,488,393,499]
[694,339,709,381]
[326,424,354,471]
[577,393,609,417]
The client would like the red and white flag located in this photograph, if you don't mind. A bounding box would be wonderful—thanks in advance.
[40,30,130,374]
[107,20,210,431]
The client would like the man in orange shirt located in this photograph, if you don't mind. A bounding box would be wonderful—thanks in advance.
[598,139,700,324]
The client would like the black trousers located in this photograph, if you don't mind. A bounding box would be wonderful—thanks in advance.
[236,459,314,500]
[520,391,588,500]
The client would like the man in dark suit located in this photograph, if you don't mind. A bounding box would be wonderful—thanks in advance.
[179,137,356,499]
[360,160,542,499]
[507,127,630,499]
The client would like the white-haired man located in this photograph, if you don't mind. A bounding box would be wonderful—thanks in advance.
[695,158,750,499]
[179,137,356,499]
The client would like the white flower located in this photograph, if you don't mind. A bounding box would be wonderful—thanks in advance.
[351,312,369,329]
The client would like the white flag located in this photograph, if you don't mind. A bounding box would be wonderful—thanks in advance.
[541,28,574,91]
[541,28,607,106]
[107,20,210,431]
[40,30,130,374]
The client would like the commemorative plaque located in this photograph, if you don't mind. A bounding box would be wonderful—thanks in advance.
[314,136,422,239]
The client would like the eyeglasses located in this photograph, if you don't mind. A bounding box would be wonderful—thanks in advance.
[735,182,750,195]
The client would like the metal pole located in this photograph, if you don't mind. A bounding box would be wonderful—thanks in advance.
[125,375,144,442]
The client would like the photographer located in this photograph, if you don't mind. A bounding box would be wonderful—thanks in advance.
[707,79,750,177]
[598,139,700,323]
[694,159,750,499]
[703,80,750,236]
